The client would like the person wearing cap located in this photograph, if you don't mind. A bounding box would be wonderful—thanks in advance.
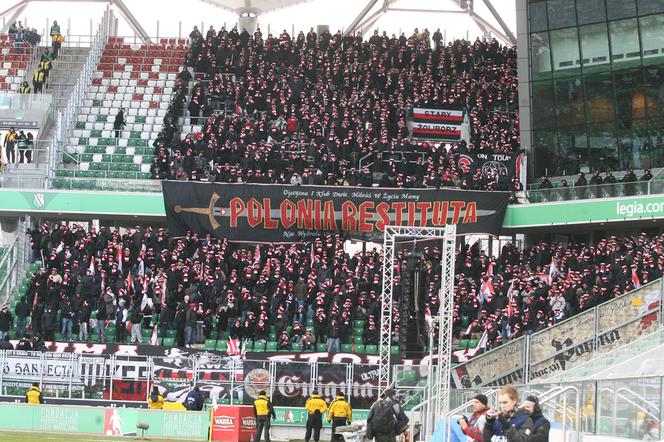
[25,382,44,404]
[253,390,275,442]
[366,388,407,442]
[148,386,164,409]
[304,391,328,442]
[523,395,550,442]
[0,304,13,340]
[162,392,187,411]
[459,394,488,441]
[328,392,352,441]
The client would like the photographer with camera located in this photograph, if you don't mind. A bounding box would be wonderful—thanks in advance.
[459,394,489,441]
[483,386,533,442]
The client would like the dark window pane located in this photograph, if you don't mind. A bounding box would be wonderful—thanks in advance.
[608,19,641,68]
[587,121,619,171]
[606,0,637,20]
[614,68,644,131]
[554,77,586,126]
[558,124,590,173]
[584,71,616,123]
[533,129,560,176]
[547,0,577,29]
[644,64,664,118]
[532,80,558,129]
[638,0,664,15]
[531,32,552,78]
[639,15,664,65]
[529,1,549,32]
[577,0,607,25]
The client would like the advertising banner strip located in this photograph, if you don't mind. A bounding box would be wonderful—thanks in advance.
[162,182,509,242]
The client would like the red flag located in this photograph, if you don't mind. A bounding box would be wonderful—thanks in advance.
[149,325,159,345]
[116,244,123,273]
[632,269,641,288]
[88,256,95,275]
[126,271,134,293]
[549,258,558,282]
[227,338,240,355]
[486,261,494,276]
[479,277,494,304]
[254,244,261,266]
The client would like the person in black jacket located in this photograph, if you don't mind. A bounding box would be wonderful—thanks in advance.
[0,335,13,349]
[15,297,30,337]
[175,303,186,347]
[78,300,91,341]
[184,386,204,410]
[113,108,126,138]
[523,396,550,442]
[41,306,57,341]
[483,386,533,442]
[0,304,13,340]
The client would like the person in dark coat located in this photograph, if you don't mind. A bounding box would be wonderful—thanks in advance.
[523,395,550,442]
[14,297,30,337]
[113,108,126,138]
[0,304,13,340]
[184,386,204,410]
[483,386,533,442]
[41,306,57,341]
[175,303,186,347]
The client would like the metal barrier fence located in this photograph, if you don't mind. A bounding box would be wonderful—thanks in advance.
[0,239,18,304]
[451,278,664,388]
[0,351,426,411]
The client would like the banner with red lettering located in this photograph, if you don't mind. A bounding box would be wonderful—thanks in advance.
[162,182,508,242]
[409,107,464,140]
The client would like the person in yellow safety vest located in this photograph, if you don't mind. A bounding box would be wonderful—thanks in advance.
[253,390,276,442]
[162,392,187,411]
[32,69,44,93]
[148,386,164,409]
[39,59,52,83]
[19,81,31,93]
[304,392,328,442]
[328,392,352,442]
[25,382,44,404]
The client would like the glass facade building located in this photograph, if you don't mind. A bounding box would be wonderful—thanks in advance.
[521,0,664,177]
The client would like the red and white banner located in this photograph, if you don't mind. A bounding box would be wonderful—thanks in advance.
[410,107,463,140]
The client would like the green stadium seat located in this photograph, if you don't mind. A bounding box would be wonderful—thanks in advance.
[75,121,85,129]
[354,344,365,353]
[91,129,102,137]
[391,345,399,355]
[354,335,364,345]
[353,320,365,329]
[468,339,479,348]
[161,337,174,347]
[317,342,327,352]
[216,341,228,352]
[253,341,266,352]
[266,341,278,352]
[365,345,378,354]
[341,344,352,353]
[96,115,107,122]
[205,339,217,350]
[291,342,302,352]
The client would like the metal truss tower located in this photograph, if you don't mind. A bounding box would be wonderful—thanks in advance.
[379,225,456,416]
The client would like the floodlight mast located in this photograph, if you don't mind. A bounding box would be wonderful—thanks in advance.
[378,225,456,419]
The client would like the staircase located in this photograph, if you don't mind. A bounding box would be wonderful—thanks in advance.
[45,46,91,111]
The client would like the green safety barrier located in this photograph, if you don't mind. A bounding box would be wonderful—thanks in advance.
[272,406,369,426]
[0,403,208,439]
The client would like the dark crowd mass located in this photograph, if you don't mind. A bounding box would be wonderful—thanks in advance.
[149,27,521,202]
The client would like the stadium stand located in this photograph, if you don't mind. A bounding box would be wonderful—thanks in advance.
[0,34,33,92]
[152,27,521,198]
[17,222,661,359]
[53,37,188,188]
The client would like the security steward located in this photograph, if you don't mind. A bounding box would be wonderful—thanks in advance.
[304,391,328,442]
[253,390,276,442]
[25,382,44,404]
[148,386,164,409]
[328,391,352,442]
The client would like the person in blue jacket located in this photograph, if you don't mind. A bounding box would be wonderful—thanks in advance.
[483,386,534,442]
[184,385,204,411]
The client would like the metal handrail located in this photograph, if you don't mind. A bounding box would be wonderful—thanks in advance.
[48,9,112,181]
[0,238,19,304]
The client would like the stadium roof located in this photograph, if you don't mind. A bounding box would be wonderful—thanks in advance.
[197,0,315,15]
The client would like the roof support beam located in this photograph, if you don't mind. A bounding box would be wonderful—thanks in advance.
[469,10,514,45]
[345,0,379,36]
[481,0,516,45]
[110,0,150,43]
[0,1,28,35]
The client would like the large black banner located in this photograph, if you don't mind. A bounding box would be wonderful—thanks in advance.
[162,182,509,242]
[457,149,525,178]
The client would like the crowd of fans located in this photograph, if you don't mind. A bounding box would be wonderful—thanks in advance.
[7,21,41,47]
[150,26,520,198]
[0,223,654,360]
